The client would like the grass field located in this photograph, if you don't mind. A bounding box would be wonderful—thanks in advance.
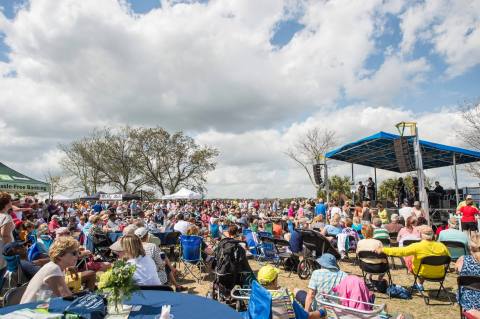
[177,256,460,318]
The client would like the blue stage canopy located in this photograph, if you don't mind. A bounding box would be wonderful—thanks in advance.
[325,131,480,173]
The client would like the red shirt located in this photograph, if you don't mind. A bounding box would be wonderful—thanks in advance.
[460,205,479,222]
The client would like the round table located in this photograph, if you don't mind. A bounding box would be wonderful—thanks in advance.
[0,290,243,319]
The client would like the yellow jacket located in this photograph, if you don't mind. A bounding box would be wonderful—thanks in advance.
[383,240,450,278]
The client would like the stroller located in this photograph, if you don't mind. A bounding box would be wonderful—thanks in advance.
[297,229,340,279]
[211,237,255,311]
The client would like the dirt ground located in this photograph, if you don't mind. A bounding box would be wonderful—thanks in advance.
[176,255,460,318]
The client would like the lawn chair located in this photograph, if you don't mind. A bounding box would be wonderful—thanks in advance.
[403,239,421,247]
[232,280,309,319]
[315,292,386,319]
[440,240,468,262]
[357,251,392,297]
[3,283,28,307]
[255,235,281,267]
[179,235,206,283]
[410,255,452,305]
[457,275,480,319]
[2,255,26,291]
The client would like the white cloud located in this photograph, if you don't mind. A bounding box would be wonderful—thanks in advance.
[0,0,478,197]
[399,0,480,77]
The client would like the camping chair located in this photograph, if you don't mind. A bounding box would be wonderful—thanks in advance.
[403,239,421,247]
[210,223,220,240]
[0,266,7,295]
[264,222,273,235]
[3,255,25,290]
[357,251,393,297]
[255,236,281,267]
[243,229,260,257]
[457,275,480,319]
[410,255,452,305]
[3,283,28,306]
[315,292,386,319]
[179,235,207,283]
[440,240,468,262]
[233,280,309,319]
[161,231,181,261]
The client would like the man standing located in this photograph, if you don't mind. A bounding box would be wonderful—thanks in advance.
[358,181,366,202]
[396,178,406,207]
[315,199,327,219]
[367,177,375,202]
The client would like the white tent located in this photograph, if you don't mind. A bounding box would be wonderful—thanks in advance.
[52,194,73,201]
[162,188,202,200]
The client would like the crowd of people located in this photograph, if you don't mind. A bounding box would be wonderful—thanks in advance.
[0,191,479,318]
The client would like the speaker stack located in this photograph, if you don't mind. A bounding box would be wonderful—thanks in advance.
[393,137,416,173]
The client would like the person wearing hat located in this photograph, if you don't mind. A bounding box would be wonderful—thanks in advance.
[302,253,347,313]
[257,265,326,319]
[379,225,450,291]
[457,194,478,211]
[457,195,479,234]
[412,201,427,219]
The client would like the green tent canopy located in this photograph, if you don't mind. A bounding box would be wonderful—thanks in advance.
[0,162,50,193]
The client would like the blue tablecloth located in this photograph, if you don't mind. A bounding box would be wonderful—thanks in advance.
[107,231,123,243]
[0,290,243,319]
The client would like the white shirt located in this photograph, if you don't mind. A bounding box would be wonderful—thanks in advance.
[173,220,191,235]
[21,262,64,304]
[127,256,161,286]
[399,207,413,223]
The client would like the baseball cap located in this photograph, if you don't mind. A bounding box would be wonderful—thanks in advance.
[257,265,280,285]
[466,195,473,200]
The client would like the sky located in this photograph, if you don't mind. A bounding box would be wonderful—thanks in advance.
[0,0,479,198]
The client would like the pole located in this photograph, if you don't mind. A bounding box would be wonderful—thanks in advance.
[453,152,459,206]
[413,126,430,225]
[374,167,377,204]
[324,157,330,205]
[351,163,355,204]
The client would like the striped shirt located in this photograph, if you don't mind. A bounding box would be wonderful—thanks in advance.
[373,227,390,239]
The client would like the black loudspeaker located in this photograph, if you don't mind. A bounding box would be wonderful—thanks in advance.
[313,164,323,185]
[393,137,415,173]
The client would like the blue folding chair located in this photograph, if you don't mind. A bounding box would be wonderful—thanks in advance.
[255,236,281,267]
[210,223,220,239]
[179,235,206,283]
[3,255,24,290]
[239,280,308,319]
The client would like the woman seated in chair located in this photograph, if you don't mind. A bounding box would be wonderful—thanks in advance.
[378,225,450,292]
[257,265,326,319]
[21,237,80,303]
[35,223,52,256]
[356,224,386,282]
[456,233,480,317]
[119,234,161,286]
[186,225,214,261]
[321,214,342,239]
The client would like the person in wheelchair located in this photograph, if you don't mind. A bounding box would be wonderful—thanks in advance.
[257,265,326,319]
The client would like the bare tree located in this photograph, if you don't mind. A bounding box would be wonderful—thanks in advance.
[59,138,105,194]
[285,128,336,187]
[458,99,480,178]
[130,127,218,195]
[44,171,68,199]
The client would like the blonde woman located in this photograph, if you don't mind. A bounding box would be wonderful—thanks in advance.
[120,234,161,286]
[21,237,79,303]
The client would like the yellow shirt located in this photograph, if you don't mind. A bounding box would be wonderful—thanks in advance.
[378,209,388,224]
[383,240,450,278]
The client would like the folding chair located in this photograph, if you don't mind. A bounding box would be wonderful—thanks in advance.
[3,255,25,290]
[255,236,281,267]
[440,240,468,262]
[410,255,452,305]
[3,283,28,307]
[179,235,207,283]
[161,231,181,261]
[403,239,421,247]
[357,251,393,297]
[457,275,480,319]
[264,222,273,235]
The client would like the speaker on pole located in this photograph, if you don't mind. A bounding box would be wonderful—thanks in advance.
[393,137,415,173]
[313,164,323,185]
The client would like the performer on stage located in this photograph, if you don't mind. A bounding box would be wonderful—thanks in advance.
[358,181,366,202]
[367,177,375,202]
[396,177,406,207]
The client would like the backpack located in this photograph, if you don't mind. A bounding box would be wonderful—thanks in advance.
[64,293,106,319]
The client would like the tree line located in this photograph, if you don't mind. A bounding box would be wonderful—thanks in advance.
[58,127,218,196]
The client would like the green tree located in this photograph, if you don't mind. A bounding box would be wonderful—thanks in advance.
[317,175,351,200]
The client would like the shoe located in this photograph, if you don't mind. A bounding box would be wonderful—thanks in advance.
[411,283,424,291]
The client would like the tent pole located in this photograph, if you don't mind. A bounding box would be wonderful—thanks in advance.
[374,167,377,204]
[351,163,355,203]
[453,152,459,206]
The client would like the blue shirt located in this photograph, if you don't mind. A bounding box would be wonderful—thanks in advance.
[289,230,303,253]
[92,203,102,213]
[323,225,342,237]
[315,203,327,217]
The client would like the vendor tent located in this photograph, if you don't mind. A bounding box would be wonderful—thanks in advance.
[52,194,73,201]
[162,188,202,200]
[0,162,50,193]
